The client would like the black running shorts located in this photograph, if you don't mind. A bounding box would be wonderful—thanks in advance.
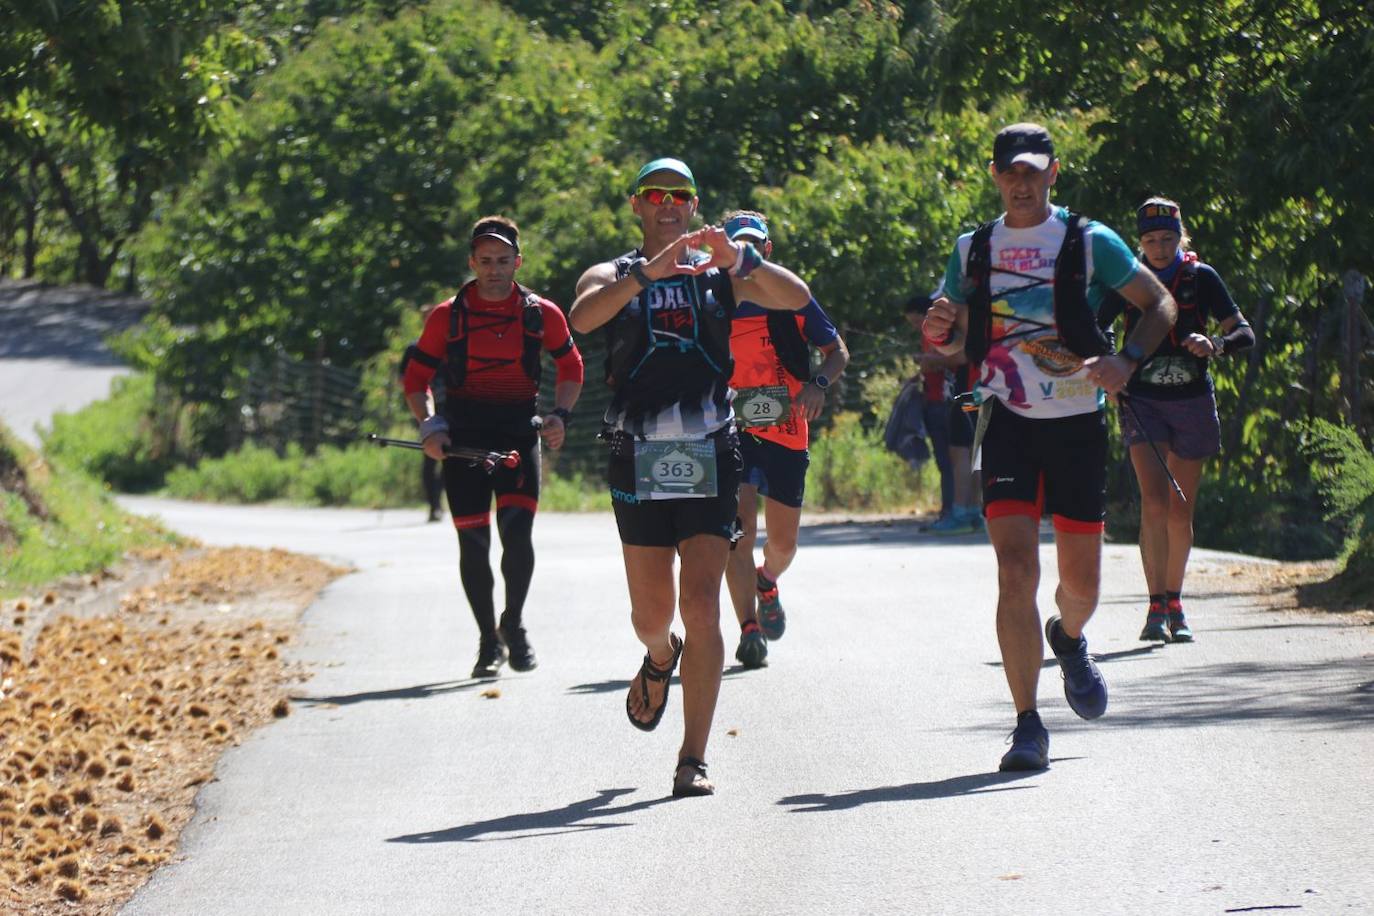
[608,445,743,547]
[443,428,540,529]
[980,399,1106,533]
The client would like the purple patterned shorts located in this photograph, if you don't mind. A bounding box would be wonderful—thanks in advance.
[1119,391,1221,460]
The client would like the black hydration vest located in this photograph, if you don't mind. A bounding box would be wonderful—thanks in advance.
[766,310,814,382]
[964,210,1111,365]
[604,250,736,414]
[441,280,563,386]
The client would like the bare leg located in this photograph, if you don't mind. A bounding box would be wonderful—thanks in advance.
[1163,455,1205,593]
[622,544,678,727]
[759,498,801,580]
[1130,442,1172,596]
[725,484,760,627]
[951,445,975,510]
[987,514,1042,713]
[1054,529,1103,639]
[675,533,728,764]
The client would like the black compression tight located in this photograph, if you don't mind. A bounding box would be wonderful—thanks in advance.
[455,507,535,637]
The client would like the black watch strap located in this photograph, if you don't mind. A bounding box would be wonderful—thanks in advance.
[552,407,573,427]
[628,259,651,289]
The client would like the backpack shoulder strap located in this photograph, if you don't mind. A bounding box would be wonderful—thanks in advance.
[1053,210,1110,358]
[766,309,813,382]
[964,220,998,364]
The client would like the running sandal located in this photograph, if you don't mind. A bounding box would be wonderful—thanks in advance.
[626,633,684,733]
[734,620,768,669]
[672,757,714,797]
[499,621,538,672]
[757,569,786,640]
[471,634,507,679]
[999,712,1050,771]
[1045,615,1108,720]
[1166,603,1194,643]
[1139,602,1170,642]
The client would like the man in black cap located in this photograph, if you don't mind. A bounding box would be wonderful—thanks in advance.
[923,123,1177,771]
[403,215,584,679]
[570,159,812,796]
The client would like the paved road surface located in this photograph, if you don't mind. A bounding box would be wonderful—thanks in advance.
[115,497,1373,915]
[0,279,146,447]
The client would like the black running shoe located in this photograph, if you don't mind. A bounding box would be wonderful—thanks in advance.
[500,622,538,672]
[471,634,507,679]
[734,620,768,669]
[999,712,1049,771]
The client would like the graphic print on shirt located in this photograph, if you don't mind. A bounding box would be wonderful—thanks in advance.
[946,208,1139,419]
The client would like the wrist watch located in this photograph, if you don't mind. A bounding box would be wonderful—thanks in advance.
[1120,341,1146,367]
[628,258,652,289]
[811,373,831,391]
[551,407,573,427]
[1209,334,1226,357]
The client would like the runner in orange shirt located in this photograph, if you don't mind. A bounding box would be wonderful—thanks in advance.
[723,210,849,668]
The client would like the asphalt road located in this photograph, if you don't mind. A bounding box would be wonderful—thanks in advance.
[0,279,146,447]
[5,283,1370,913]
[114,497,1374,915]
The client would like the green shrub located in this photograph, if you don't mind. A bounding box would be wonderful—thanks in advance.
[165,443,304,503]
[42,373,173,492]
[539,470,611,513]
[808,411,937,513]
[1301,419,1374,596]
[289,443,416,507]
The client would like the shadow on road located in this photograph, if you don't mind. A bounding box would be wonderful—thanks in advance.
[1103,657,1374,731]
[386,788,673,843]
[567,668,751,696]
[798,518,1021,549]
[777,769,1041,813]
[984,644,1165,670]
[291,678,490,706]
[0,279,147,363]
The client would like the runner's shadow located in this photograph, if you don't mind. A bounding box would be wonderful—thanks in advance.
[984,645,1164,669]
[387,788,672,843]
[568,667,751,695]
[292,679,489,706]
[778,769,1041,813]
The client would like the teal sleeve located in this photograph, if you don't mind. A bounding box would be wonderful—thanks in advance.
[1089,224,1140,291]
[942,239,969,305]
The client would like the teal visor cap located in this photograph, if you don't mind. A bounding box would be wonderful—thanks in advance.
[634,157,696,190]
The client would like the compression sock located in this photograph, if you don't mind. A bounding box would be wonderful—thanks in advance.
[1165,590,1182,611]
[496,506,536,629]
[456,526,498,637]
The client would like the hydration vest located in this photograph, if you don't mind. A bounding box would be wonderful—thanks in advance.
[440,280,570,386]
[766,310,814,382]
[964,210,1111,364]
[604,250,736,410]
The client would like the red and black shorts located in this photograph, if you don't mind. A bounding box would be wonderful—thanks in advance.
[443,427,540,529]
[980,399,1106,534]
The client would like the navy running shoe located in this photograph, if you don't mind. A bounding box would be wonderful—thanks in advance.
[1139,602,1170,642]
[757,570,786,640]
[1167,604,1194,643]
[999,712,1049,771]
[1045,615,1108,720]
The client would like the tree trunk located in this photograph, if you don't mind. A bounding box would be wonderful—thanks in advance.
[22,157,39,278]
[1343,270,1367,433]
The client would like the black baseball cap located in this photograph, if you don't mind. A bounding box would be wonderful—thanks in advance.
[470,219,520,253]
[993,123,1055,172]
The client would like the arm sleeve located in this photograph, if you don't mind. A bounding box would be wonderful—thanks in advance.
[1088,223,1141,291]
[401,301,450,395]
[1197,264,1241,323]
[800,299,839,346]
[540,301,585,384]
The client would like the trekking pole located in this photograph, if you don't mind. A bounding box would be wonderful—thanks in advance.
[1116,394,1187,504]
[365,434,521,471]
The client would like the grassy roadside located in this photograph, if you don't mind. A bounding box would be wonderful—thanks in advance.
[1,427,173,600]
